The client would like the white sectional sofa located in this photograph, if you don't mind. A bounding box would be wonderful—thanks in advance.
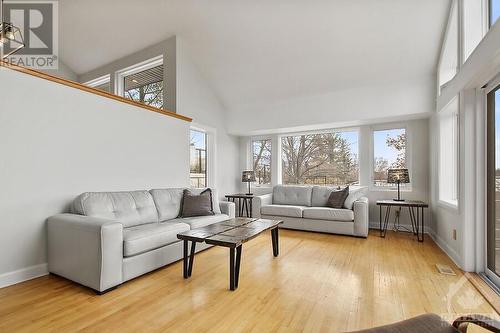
[252,185,369,237]
[47,188,235,293]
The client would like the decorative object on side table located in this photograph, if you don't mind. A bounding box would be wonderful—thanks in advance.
[241,171,256,195]
[376,199,429,242]
[225,193,254,217]
[387,168,410,201]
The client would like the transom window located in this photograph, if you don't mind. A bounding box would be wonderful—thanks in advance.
[373,128,408,187]
[252,139,272,185]
[123,64,164,109]
[281,131,359,186]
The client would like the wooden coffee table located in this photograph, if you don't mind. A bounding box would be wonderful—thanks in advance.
[177,217,283,290]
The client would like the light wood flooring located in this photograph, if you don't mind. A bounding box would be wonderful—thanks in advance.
[0,230,497,332]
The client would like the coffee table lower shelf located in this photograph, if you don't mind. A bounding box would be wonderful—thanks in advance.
[177,218,283,291]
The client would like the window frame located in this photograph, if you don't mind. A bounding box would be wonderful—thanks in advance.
[437,96,460,210]
[190,124,216,189]
[276,127,361,187]
[369,124,412,192]
[115,55,164,107]
[250,138,273,188]
[83,74,111,91]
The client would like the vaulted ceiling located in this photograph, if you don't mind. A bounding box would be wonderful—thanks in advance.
[59,0,451,111]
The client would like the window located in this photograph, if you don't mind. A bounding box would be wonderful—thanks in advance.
[117,57,164,109]
[439,97,459,206]
[190,129,207,188]
[438,0,459,89]
[83,75,111,93]
[490,0,500,26]
[252,139,271,185]
[281,131,359,186]
[373,128,408,187]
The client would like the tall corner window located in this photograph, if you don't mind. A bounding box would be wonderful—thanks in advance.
[490,0,500,27]
[373,128,408,188]
[83,75,111,93]
[252,139,272,185]
[439,97,459,206]
[281,130,359,186]
[190,129,207,188]
[118,57,164,109]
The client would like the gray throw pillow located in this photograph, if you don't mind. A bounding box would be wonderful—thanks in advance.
[180,188,215,217]
[326,186,349,209]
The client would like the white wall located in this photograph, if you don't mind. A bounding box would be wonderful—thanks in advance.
[176,37,240,197]
[240,118,431,229]
[41,60,78,82]
[0,68,190,285]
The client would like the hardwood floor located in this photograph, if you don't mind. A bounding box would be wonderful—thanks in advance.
[0,229,497,332]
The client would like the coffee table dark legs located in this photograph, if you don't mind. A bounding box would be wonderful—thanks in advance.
[271,227,279,257]
[183,240,196,279]
[229,245,242,291]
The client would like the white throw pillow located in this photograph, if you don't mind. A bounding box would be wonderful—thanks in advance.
[343,186,368,210]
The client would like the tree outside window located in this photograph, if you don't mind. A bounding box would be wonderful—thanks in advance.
[252,140,271,185]
[123,64,164,109]
[190,130,207,188]
[281,131,359,186]
[373,128,407,187]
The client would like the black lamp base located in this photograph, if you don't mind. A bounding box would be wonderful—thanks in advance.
[393,198,406,202]
[246,193,253,196]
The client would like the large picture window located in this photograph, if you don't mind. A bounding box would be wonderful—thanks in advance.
[190,129,207,188]
[373,128,408,187]
[252,139,271,185]
[281,131,359,186]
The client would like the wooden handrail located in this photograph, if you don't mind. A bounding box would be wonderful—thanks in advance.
[0,61,192,122]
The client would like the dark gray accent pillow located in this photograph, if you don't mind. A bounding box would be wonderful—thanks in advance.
[180,188,215,217]
[326,186,349,209]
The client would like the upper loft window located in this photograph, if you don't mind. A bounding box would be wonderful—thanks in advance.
[491,0,500,26]
[438,0,459,90]
[252,139,272,185]
[373,128,409,188]
[117,56,164,109]
[83,75,111,93]
[190,129,207,188]
[281,130,359,186]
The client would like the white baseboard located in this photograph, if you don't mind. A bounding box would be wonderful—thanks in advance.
[427,229,462,268]
[0,263,49,289]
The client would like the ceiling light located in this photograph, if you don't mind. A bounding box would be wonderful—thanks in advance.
[132,79,139,83]
[0,0,25,59]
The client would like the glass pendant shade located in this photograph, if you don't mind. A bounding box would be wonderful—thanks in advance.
[0,22,25,58]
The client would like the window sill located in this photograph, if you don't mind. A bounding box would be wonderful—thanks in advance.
[437,199,459,212]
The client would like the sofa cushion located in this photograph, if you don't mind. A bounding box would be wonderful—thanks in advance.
[178,213,230,229]
[326,186,349,209]
[190,188,222,214]
[149,188,184,221]
[344,186,369,209]
[72,191,158,227]
[180,188,215,217]
[272,185,312,206]
[261,204,306,218]
[311,185,340,207]
[302,207,354,222]
[123,221,190,257]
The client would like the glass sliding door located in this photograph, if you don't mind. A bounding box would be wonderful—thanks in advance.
[487,84,500,287]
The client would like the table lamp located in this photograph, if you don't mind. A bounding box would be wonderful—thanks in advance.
[242,171,256,195]
[387,168,410,201]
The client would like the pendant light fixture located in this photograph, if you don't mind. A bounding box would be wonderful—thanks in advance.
[0,0,25,59]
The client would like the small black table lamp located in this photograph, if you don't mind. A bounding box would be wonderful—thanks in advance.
[242,171,256,195]
[387,168,410,201]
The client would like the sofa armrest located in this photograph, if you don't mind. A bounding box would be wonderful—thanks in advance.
[219,201,236,218]
[252,193,273,218]
[353,197,369,237]
[47,213,123,292]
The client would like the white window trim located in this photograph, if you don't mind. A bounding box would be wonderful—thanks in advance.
[437,95,460,211]
[190,123,216,189]
[369,123,413,192]
[83,74,110,88]
[115,55,163,97]
[249,136,273,188]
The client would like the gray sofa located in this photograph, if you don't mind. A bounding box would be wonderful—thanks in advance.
[253,185,369,237]
[47,188,235,293]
